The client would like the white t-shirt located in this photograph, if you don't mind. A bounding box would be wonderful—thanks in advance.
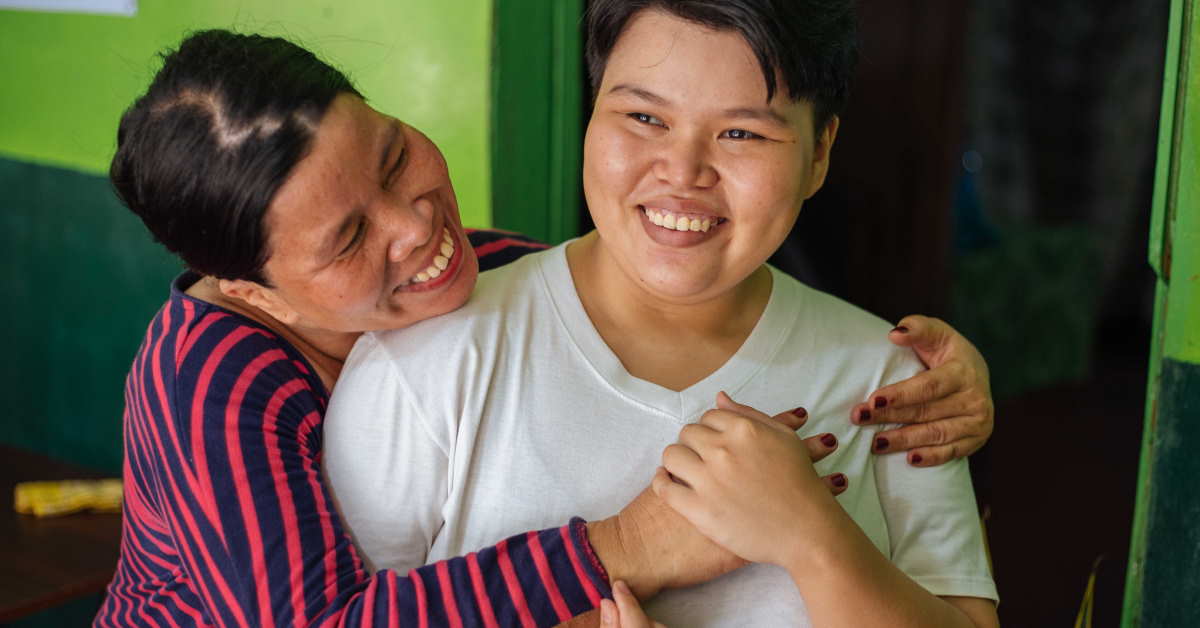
[324,244,998,627]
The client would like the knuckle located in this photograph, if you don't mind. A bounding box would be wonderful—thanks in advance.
[949,359,968,381]
[711,445,735,465]
[921,377,941,402]
[731,416,757,437]
[925,422,948,446]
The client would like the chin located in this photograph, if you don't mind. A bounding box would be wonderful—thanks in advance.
[639,271,723,302]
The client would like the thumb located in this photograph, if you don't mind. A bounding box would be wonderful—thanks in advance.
[715,392,778,426]
[715,391,739,411]
[888,314,952,368]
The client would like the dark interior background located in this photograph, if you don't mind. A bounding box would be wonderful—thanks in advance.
[582,0,1166,623]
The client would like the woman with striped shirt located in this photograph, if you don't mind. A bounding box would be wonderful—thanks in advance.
[96,30,994,627]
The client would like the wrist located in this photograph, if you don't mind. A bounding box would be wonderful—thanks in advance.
[585,516,661,600]
[781,505,868,586]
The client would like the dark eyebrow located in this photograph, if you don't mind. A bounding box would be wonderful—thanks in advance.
[380,121,401,175]
[609,83,789,127]
[607,84,671,107]
[721,106,790,127]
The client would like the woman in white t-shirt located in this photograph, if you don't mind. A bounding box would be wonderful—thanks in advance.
[327,0,999,625]
[574,1,1000,626]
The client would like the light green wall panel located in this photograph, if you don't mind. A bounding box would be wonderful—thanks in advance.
[0,0,493,226]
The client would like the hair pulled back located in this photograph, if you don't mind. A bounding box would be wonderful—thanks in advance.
[111,29,360,283]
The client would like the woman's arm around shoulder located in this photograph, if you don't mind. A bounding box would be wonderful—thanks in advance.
[120,316,609,627]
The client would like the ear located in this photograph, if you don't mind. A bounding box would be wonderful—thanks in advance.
[804,115,840,199]
[217,278,301,326]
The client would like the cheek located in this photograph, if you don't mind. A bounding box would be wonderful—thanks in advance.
[732,158,806,218]
[319,263,382,311]
[585,127,642,198]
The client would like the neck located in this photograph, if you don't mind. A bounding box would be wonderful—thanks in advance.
[186,276,356,392]
[566,232,772,391]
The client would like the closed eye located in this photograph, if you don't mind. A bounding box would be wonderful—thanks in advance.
[338,219,366,257]
[628,112,666,128]
[384,147,407,188]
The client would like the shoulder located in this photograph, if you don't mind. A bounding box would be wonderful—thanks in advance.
[347,247,556,404]
[770,268,922,377]
[153,292,328,412]
[374,245,553,351]
[468,228,549,271]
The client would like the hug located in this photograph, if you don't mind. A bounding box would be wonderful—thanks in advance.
[99,1,998,626]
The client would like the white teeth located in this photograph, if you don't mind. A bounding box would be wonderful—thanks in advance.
[643,207,718,234]
[408,228,456,285]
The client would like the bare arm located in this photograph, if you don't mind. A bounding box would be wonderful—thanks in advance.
[557,406,847,628]
[655,394,998,628]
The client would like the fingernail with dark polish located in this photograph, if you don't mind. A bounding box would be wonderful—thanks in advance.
[821,433,837,448]
[792,407,808,419]
[832,474,847,487]
[874,437,889,451]
[911,453,924,465]
[892,326,909,334]
[858,409,872,423]
[873,396,888,409]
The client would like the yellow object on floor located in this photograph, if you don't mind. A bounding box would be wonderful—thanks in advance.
[13,479,122,517]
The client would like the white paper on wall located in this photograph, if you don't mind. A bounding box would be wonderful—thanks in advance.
[0,0,136,16]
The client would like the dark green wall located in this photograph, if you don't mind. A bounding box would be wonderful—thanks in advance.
[0,157,180,473]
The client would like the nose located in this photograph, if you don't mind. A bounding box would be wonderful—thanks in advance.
[384,197,436,263]
[653,133,718,189]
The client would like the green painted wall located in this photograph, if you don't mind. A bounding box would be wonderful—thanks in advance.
[0,156,177,472]
[0,1,495,472]
[1123,0,1200,624]
[0,0,493,227]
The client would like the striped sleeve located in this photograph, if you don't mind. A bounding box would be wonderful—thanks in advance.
[98,297,609,627]
[468,229,550,272]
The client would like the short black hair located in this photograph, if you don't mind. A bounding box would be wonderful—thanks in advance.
[585,0,858,128]
[110,29,361,284]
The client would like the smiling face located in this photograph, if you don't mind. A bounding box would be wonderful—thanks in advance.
[235,93,478,333]
[582,10,837,305]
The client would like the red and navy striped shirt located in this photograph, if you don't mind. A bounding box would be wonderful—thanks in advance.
[96,231,611,627]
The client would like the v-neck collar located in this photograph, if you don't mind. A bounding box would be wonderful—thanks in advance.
[536,243,798,422]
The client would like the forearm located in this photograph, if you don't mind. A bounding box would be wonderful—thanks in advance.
[584,485,749,602]
[586,516,653,599]
[785,504,996,628]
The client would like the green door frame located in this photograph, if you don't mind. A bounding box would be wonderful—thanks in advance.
[1123,0,1200,624]
[491,0,585,244]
